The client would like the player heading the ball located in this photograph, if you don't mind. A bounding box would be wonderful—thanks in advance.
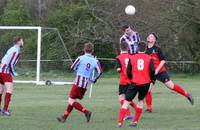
[120,24,141,55]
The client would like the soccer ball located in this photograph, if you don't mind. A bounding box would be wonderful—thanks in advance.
[125,5,136,15]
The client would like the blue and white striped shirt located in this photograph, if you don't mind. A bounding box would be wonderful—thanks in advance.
[120,31,141,54]
[0,45,20,76]
[71,53,102,89]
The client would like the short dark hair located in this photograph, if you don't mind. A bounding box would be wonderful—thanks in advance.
[121,24,134,31]
[84,42,94,53]
[13,36,23,44]
[120,41,129,51]
[138,41,147,52]
[122,24,129,31]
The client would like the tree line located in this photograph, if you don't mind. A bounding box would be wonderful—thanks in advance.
[0,0,199,72]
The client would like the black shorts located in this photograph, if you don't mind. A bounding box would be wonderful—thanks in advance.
[125,83,150,102]
[156,71,170,83]
[119,84,130,95]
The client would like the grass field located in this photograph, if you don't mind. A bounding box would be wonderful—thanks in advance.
[0,74,200,130]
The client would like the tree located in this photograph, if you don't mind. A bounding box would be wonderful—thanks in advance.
[0,0,34,25]
[46,3,115,70]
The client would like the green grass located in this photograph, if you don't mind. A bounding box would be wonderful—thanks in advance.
[0,76,200,130]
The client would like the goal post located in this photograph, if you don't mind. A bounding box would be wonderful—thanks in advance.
[36,26,42,85]
[0,26,73,85]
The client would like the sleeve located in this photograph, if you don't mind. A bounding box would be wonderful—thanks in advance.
[136,32,141,43]
[158,47,166,61]
[14,54,20,66]
[126,60,132,80]
[120,36,126,44]
[149,59,156,82]
[70,57,80,71]
[115,58,121,69]
[91,61,102,83]
[9,51,20,76]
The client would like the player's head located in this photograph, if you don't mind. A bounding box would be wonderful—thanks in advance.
[120,41,129,52]
[84,42,94,54]
[147,32,158,45]
[137,41,147,53]
[122,24,133,36]
[14,36,24,48]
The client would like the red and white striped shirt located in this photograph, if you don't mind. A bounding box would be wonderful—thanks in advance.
[71,53,102,89]
[120,31,141,54]
[0,45,20,76]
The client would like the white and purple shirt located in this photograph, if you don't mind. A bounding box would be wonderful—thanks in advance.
[0,45,20,76]
[71,53,102,89]
[120,31,141,54]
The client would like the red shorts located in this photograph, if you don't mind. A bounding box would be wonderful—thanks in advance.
[0,73,13,84]
[69,85,87,99]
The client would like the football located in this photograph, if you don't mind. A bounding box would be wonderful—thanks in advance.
[125,5,136,15]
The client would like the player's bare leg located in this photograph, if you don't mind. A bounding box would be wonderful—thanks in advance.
[129,100,143,127]
[117,100,131,128]
[165,80,194,105]
[145,83,154,112]
[2,82,13,116]
[119,94,134,120]
[0,83,4,113]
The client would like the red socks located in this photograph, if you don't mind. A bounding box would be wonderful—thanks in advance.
[130,101,137,111]
[145,92,152,112]
[119,100,124,106]
[133,107,143,123]
[72,102,88,113]
[173,84,189,97]
[4,93,12,112]
[63,102,88,120]
[118,108,127,125]
[63,105,74,120]
[120,100,132,115]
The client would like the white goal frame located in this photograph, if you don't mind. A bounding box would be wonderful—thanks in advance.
[0,26,73,85]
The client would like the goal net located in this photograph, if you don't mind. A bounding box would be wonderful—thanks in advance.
[0,26,74,85]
